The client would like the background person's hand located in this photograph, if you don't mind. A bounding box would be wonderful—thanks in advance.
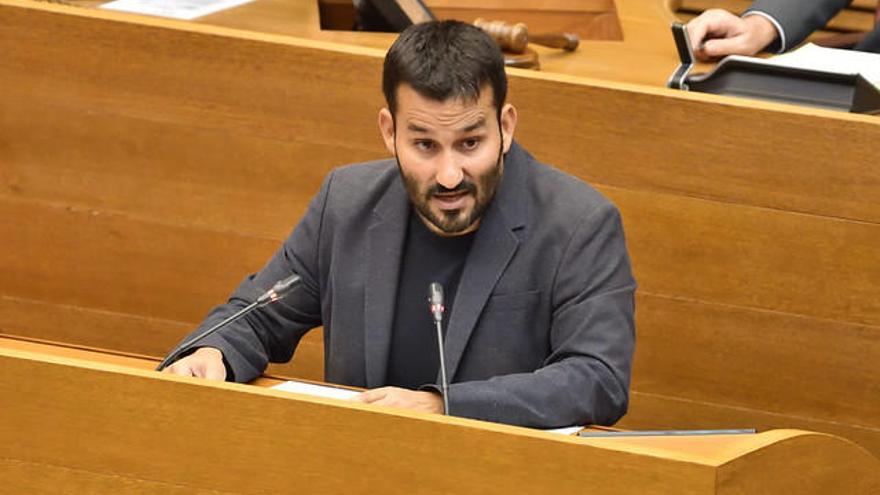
[162,347,227,380]
[686,9,779,61]
[353,386,443,414]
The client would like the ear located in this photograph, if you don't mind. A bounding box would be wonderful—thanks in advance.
[499,103,518,154]
[378,108,396,156]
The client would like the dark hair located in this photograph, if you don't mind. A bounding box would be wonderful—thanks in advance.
[382,20,507,118]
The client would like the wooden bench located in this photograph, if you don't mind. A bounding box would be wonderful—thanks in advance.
[5,336,878,493]
[2,0,879,461]
[24,0,685,85]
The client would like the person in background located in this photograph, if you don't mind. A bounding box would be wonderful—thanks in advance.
[686,0,880,61]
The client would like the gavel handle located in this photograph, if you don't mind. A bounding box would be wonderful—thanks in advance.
[529,32,579,51]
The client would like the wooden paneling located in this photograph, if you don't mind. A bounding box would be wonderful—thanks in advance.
[631,294,880,428]
[10,163,878,333]
[19,0,684,86]
[2,0,880,465]
[1,95,345,240]
[0,296,325,380]
[620,391,880,461]
[510,77,880,224]
[2,345,878,494]
[605,185,880,327]
[0,460,224,495]
[0,349,712,495]
[0,197,275,321]
[852,0,879,10]
[0,295,192,357]
[3,3,878,223]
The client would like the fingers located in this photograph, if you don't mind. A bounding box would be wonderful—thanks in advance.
[352,387,443,413]
[685,12,714,53]
[686,10,737,49]
[352,387,389,404]
[686,9,747,61]
[163,359,196,376]
[161,347,227,381]
[687,9,780,61]
[700,36,753,59]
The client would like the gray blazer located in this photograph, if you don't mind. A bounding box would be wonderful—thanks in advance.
[749,0,880,53]
[179,142,636,428]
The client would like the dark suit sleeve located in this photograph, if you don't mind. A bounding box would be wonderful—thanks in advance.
[444,204,636,428]
[167,172,334,382]
[747,0,852,51]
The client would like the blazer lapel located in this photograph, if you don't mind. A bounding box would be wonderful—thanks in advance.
[364,179,410,388]
[443,142,530,382]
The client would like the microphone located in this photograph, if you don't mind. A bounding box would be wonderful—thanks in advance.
[428,282,450,415]
[156,273,302,372]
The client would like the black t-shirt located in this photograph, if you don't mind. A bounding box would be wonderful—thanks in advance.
[385,211,476,389]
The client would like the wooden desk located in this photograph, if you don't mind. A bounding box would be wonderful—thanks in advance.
[2,0,879,464]
[42,0,683,85]
[1,336,878,494]
[30,0,880,86]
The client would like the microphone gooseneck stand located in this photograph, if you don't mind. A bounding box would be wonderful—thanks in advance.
[155,274,301,372]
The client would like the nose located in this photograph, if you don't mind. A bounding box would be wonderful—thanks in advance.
[435,151,464,190]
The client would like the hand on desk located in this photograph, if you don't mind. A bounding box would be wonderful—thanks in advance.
[162,350,441,414]
[687,9,779,61]
[353,387,443,414]
[162,347,227,380]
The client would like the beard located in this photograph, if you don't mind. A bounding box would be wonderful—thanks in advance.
[397,143,504,235]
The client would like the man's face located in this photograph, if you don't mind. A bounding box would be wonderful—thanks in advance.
[378,84,517,236]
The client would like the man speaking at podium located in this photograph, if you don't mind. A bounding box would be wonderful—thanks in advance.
[162,20,636,429]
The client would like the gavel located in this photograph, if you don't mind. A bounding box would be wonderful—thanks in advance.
[474,18,580,54]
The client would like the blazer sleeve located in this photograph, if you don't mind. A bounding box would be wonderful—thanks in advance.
[443,203,637,428]
[747,0,853,52]
[167,172,334,382]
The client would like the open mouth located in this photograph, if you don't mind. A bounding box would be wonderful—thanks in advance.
[432,191,470,210]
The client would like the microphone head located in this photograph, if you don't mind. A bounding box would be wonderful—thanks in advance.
[257,273,301,307]
[271,274,301,299]
[428,282,444,306]
[428,282,445,322]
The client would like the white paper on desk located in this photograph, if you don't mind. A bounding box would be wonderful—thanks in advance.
[100,0,256,20]
[273,380,582,433]
[542,426,584,435]
[769,43,880,87]
[271,380,361,401]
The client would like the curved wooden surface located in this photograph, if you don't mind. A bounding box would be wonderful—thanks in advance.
[2,0,880,467]
[1,338,878,494]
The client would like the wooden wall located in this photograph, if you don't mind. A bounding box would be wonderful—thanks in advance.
[5,343,878,494]
[1,0,878,459]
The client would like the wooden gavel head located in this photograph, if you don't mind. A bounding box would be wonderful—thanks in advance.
[474,18,529,53]
[474,18,580,54]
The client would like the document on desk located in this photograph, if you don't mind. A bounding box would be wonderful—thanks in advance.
[100,0,256,20]
[271,380,361,401]
[272,380,583,434]
[770,43,880,87]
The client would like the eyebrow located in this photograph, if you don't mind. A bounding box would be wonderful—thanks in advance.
[406,117,487,134]
[407,123,430,133]
[461,118,487,133]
